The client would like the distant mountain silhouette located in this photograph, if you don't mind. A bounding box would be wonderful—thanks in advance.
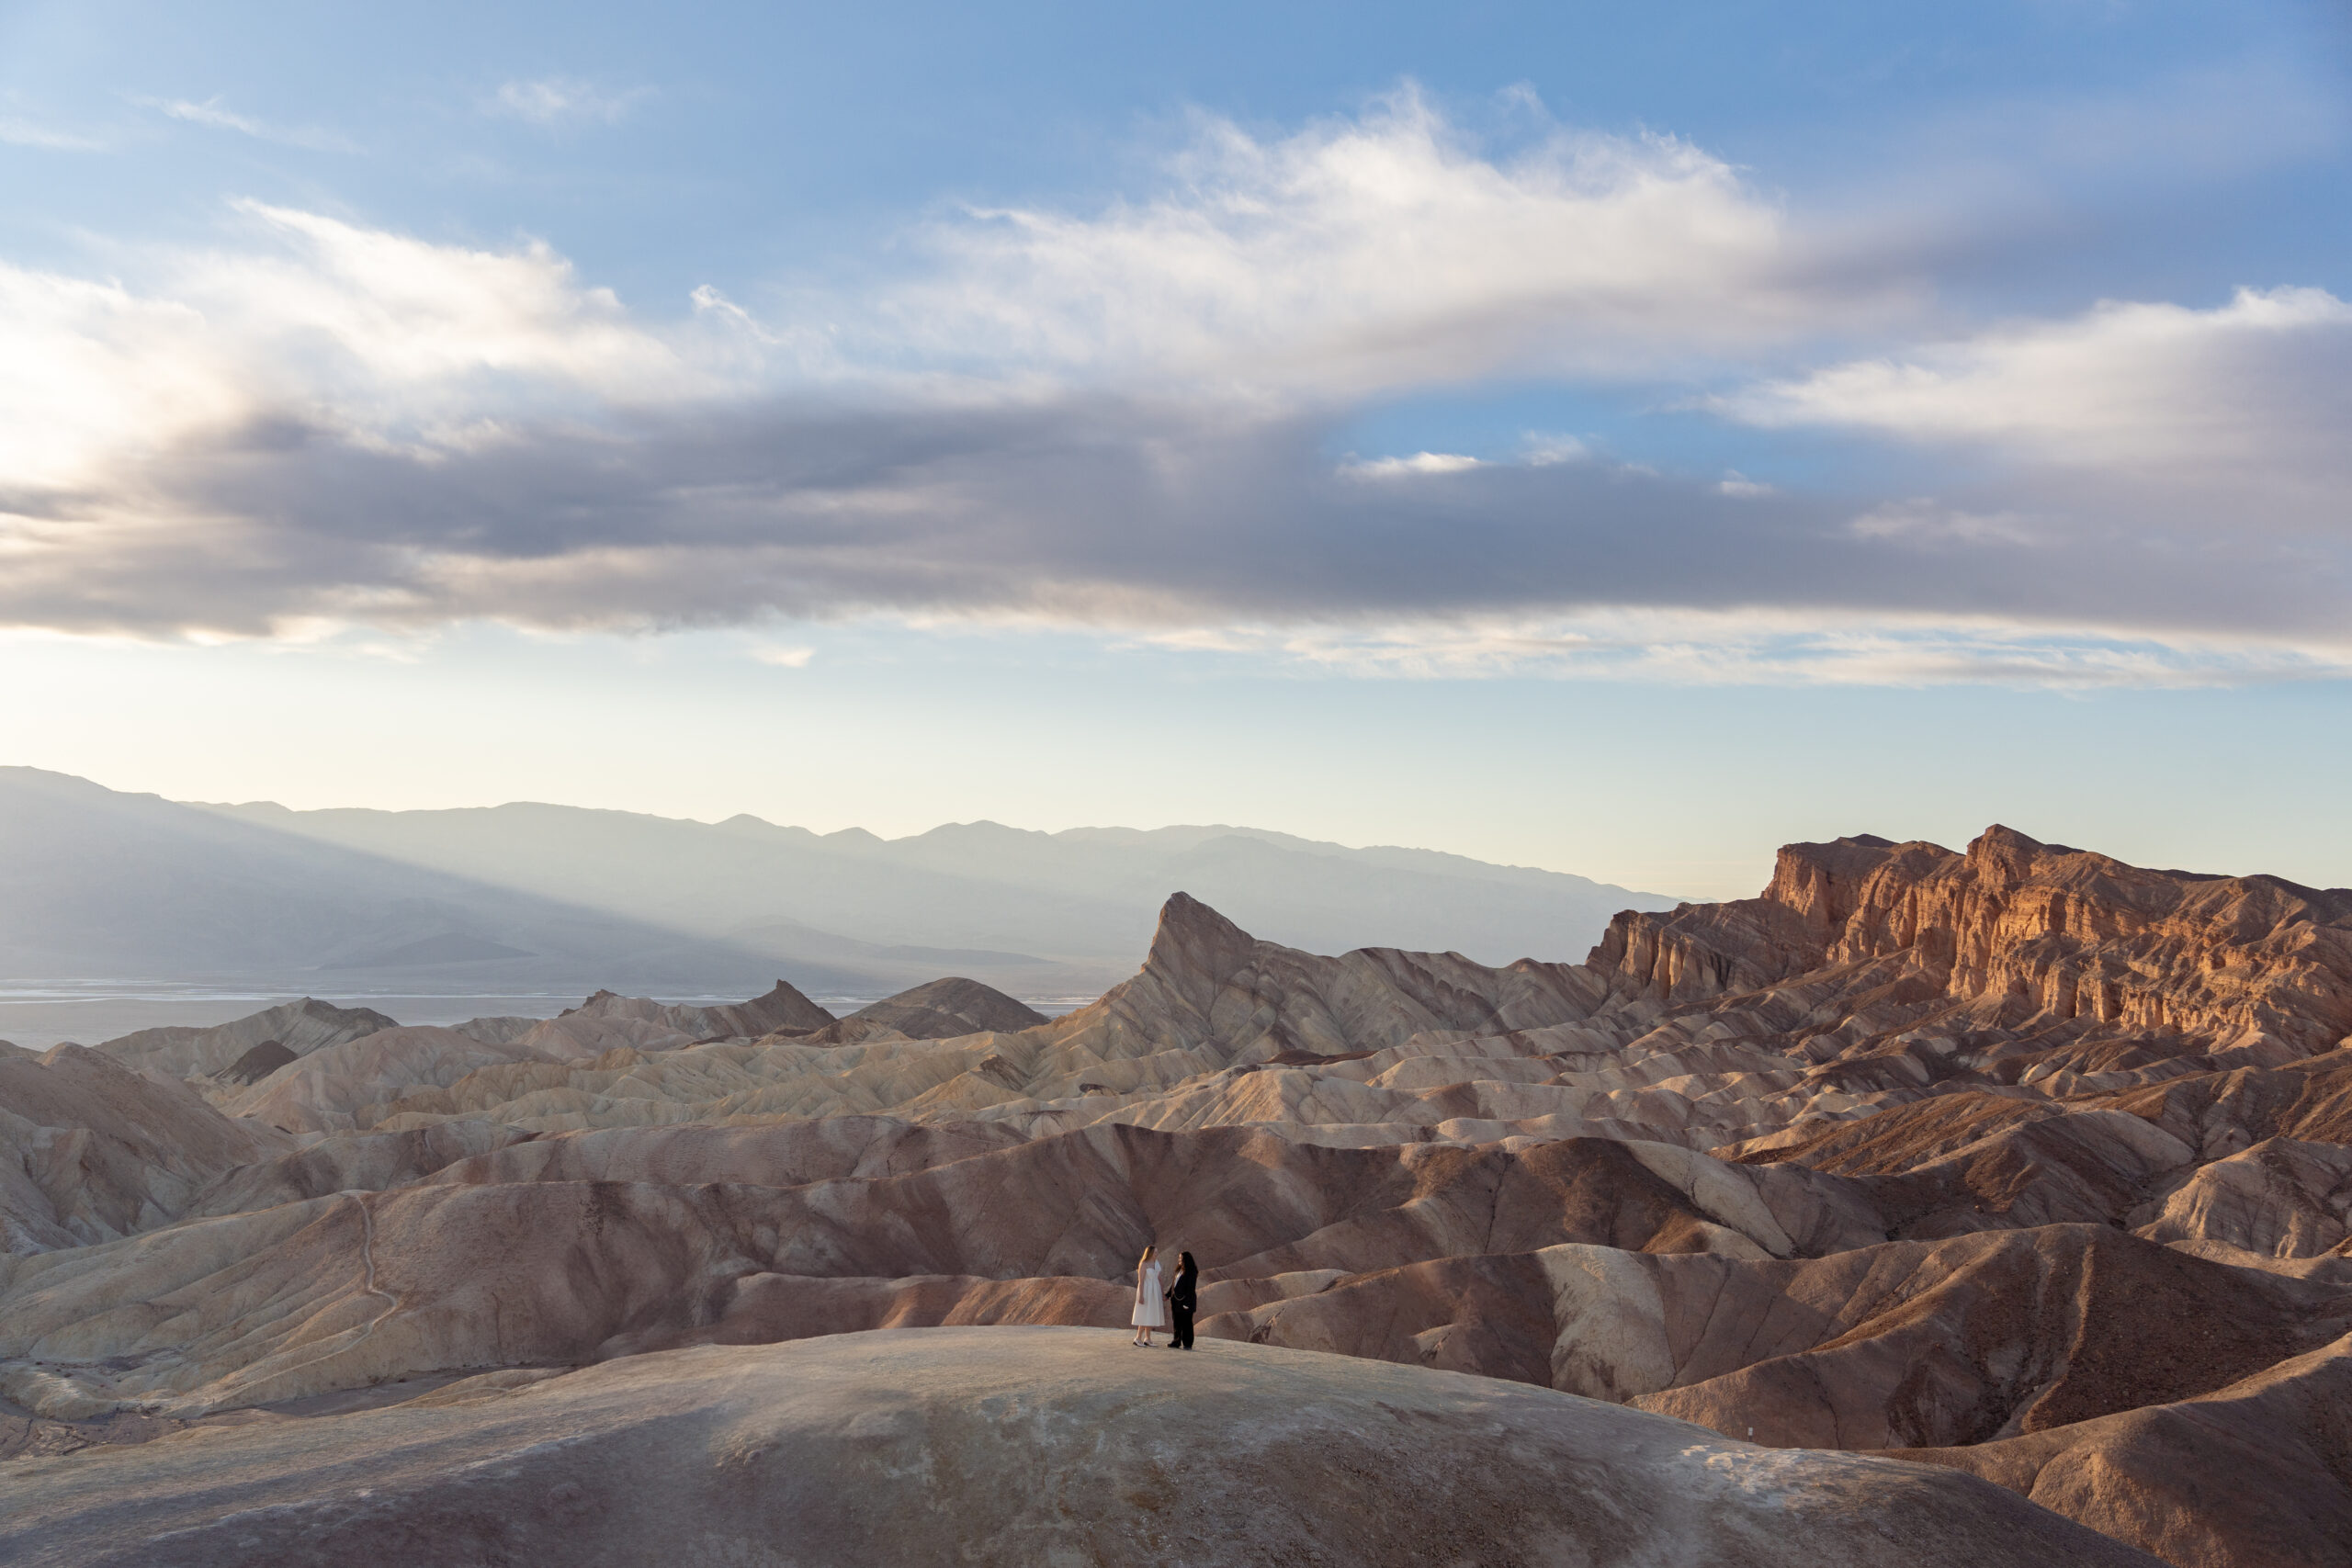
[193,795,1678,990]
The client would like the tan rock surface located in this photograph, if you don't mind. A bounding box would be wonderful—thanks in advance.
[1898,1335,2352,1568]
[796,975,1048,1043]
[419,1114,1030,1189]
[0,1125,1850,1415]
[183,1122,535,1219]
[0,1047,288,1253]
[2134,1136,2352,1258]
[0,1328,2162,1568]
[228,1027,560,1134]
[95,998,400,1080]
[1598,826,2352,1062]
[1621,1224,2352,1449]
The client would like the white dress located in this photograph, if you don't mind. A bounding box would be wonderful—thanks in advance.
[1131,1261,1166,1327]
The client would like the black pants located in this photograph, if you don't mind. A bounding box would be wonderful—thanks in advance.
[1170,1303,1194,1348]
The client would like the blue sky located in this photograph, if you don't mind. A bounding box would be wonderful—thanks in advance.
[1,0,2347,898]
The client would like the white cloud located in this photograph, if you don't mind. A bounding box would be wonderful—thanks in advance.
[1847,501,2038,546]
[1521,434,1589,467]
[0,202,703,493]
[151,96,265,136]
[750,643,815,668]
[1338,451,1483,479]
[1722,288,2352,511]
[491,77,650,127]
[1214,611,2352,689]
[876,86,1879,397]
[138,96,359,153]
[0,117,103,152]
[0,267,231,491]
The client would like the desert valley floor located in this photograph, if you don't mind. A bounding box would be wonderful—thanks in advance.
[6,825,2352,1565]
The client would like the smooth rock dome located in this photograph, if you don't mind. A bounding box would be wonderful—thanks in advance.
[0,1327,2161,1567]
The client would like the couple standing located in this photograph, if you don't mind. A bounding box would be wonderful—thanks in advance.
[1130,1244,1198,1349]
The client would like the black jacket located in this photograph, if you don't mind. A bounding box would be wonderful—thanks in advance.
[1166,1267,1198,1311]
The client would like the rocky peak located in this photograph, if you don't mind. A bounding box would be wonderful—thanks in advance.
[568,982,836,1041]
[1139,892,1261,1007]
[1964,822,2060,882]
[799,978,1042,1043]
[730,979,836,1035]
[1763,833,1909,934]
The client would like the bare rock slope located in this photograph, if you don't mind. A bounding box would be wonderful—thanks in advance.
[0,1328,2159,1568]
[98,998,398,1080]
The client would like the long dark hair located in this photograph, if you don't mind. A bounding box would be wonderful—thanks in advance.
[1178,1250,1197,1278]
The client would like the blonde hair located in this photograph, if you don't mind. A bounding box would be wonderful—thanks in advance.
[1138,1245,1157,1267]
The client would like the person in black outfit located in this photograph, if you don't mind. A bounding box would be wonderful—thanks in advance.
[1164,1250,1199,1348]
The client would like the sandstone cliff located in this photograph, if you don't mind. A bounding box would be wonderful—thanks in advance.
[1594,825,2352,1060]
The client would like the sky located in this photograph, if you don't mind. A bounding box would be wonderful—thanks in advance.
[0,0,2346,900]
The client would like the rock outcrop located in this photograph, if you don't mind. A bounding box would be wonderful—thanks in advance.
[227,1026,559,1134]
[210,1040,296,1087]
[96,998,399,1079]
[0,1047,288,1253]
[1595,826,2352,1062]
[509,980,836,1058]
[796,976,1047,1043]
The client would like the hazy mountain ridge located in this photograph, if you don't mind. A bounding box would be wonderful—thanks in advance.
[194,790,1676,980]
[0,768,1673,1007]
[0,769,807,994]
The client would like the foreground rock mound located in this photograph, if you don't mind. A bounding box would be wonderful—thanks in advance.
[0,1328,2158,1568]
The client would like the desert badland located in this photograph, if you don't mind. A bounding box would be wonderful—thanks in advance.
[7,3,2347,1562]
[6,820,2351,1565]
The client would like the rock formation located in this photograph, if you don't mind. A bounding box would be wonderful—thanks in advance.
[96,998,398,1079]
[0,1047,288,1253]
[5,824,2350,1567]
[793,976,1048,1043]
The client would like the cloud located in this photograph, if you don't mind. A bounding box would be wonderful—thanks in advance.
[0,96,2344,683]
[867,87,1892,397]
[1204,613,2352,688]
[149,96,266,137]
[749,643,815,668]
[0,117,104,152]
[1721,287,2352,525]
[490,77,651,127]
[5,389,2343,663]
[0,201,701,494]
[1521,434,1589,467]
[1338,452,1483,479]
[137,96,359,153]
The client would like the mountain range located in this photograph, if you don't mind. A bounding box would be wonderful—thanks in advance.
[0,766,1674,1001]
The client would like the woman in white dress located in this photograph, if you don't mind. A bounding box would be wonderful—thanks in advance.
[1130,1245,1166,1346]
